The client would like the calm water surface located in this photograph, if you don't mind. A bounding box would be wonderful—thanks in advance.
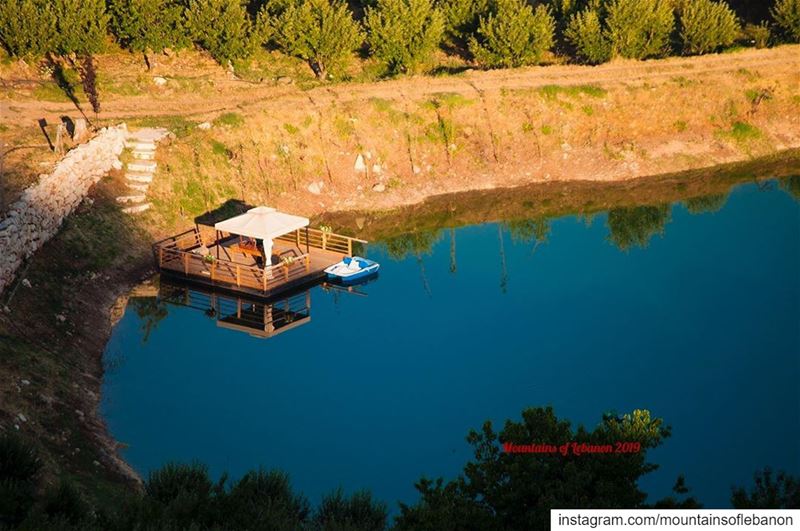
[102,179,800,509]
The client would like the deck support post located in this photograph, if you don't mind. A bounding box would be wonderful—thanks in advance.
[305,255,310,272]
[283,265,289,281]
[347,238,352,256]
[211,262,216,281]
[262,268,268,292]
[159,247,163,268]
[296,229,300,247]
[183,253,189,275]
[305,227,310,253]
[236,265,241,287]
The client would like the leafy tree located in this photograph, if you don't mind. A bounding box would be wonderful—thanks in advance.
[0,0,55,58]
[108,0,187,56]
[314,488,388,530]
[732,468,800,508]
[605,0,674,59]
[271,0,364,79]
[772,0,800,42]
[678,0,740,55]
[607,204,671,250]
[439,0,490,38]
[184,0,254,64]
[395,407,677,530]
[224,469,311,528]
[52,0,110,55]
[468,0,556,68]
[565,6,612,63]
[365,0,445,73]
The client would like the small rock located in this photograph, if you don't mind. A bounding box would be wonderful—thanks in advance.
[365,151,372,160]
[372,183,386,193]
[56,314,66,323]
[276,76,294,85]
[307,181,324,195]
[372,163,382,174]
[17,414,27,423]
[21,379,30,385]
[198,122,212,130]
[93,460,100,466]
[21,279,31,288]
[163,48,174,57]
[75,409,84,417]
[3,306,10,314]
[413,165,422,174]
[354,154,366,172]
[153,76,168,87]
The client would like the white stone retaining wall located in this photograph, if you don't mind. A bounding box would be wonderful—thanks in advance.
[0,124,128,295]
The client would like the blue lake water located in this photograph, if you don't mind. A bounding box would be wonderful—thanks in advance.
[102,179,800,510]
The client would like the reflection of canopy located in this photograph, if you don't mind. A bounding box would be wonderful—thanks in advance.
[214,206,309,241]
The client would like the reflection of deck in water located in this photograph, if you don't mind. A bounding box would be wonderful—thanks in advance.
[159,279,312,339]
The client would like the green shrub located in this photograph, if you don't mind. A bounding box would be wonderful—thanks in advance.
[214,111,245,127]
[565,7,611,64]
[741,22,771,48]
[53,0,110,55]
[469,0,556,68]
[271,0,364,79]
[772,0,800,42]
[678,0,740,55]
[365,0,445,74]
[439,0,490,37]
[109,0,187,53]
[0,433,41,525]
[314,488,388,530]
[225,469,310,528]
[0,0,55,58]
[605,0,674,59]
[184,0,253,64]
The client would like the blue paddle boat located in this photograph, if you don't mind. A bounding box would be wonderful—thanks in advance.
[324,256,380,283]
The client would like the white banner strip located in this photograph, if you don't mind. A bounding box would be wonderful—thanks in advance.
[551,509,799,531]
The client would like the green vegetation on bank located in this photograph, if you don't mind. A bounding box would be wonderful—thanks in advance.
[0,0,799,79]
[2,407,797,529]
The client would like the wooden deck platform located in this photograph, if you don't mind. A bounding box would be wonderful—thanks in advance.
[153,225,365,299]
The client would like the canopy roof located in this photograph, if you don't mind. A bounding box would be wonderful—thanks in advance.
[214,207,309,241]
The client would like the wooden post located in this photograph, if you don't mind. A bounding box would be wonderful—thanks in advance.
[347,238,352,256]
[322,232,327,251]
[211,262,216,281]
[305,255,310,272]
[262,269,268,292]
[183,253,189,275]
[283,264,289,281]
[236,265,241,287]
[296,229,300,247]
[159,247,163,268]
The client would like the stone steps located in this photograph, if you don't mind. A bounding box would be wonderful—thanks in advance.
[125,172,153,183]
[132,150,155,160]
[128,161,157,173]
[127,182,149,192]
[122,203,151,214]
[119,128,169,215]
[116,194,146,203]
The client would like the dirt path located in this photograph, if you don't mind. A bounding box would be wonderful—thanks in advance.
[3,46,798,126]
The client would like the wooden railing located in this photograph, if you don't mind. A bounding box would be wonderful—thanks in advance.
[276,227,366,255]
[154,228,312,294]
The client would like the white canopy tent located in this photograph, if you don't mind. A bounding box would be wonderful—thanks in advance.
[214,206,310,262]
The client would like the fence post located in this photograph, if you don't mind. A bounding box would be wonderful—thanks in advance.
[159,247,163,268]
[283,264,289,281]
[305,255,310,272]
[183,253,189,275]
[347,238,352,256]
[262,268,268,292]
[322,232,327,251]
[236,265,241,287]
[211,262,216,281]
